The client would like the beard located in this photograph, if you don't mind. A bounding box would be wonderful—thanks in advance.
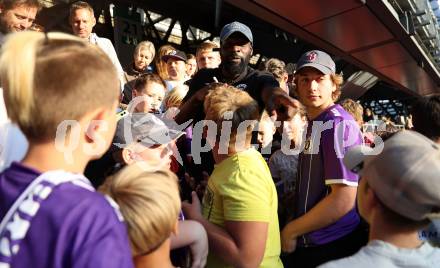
[223,53,251,77]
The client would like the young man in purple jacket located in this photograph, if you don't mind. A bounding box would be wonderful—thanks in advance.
[281,50,366,268]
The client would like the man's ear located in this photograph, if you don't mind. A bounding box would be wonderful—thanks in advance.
[283,73,289,83]
[91,15,96,27]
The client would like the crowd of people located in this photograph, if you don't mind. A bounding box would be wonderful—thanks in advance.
[0,1,440,268]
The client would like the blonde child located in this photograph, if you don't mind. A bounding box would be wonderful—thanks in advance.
[0,32,133,267]
[164,84,189,113]
[183,84,283,268]
[99,163,182,268]
[112,113,208,268]
[162,84,189,121]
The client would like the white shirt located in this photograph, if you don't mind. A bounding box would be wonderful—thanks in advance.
[89,33,125,91]
[319,240,440,268]
[419,220,440,246]
[0,34,28,172]
[0,88,28,172]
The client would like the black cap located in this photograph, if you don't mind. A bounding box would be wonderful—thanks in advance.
[162,50,187,63]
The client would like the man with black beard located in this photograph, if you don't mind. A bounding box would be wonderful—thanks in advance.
[177,21,298,124]
[175,21,298,186]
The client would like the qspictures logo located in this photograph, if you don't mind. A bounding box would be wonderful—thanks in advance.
[54,107,385,166]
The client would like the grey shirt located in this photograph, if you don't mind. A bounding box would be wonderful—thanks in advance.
[319,240,440,268]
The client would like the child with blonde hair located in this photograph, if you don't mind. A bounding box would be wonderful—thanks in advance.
[183,84,283,268]
[164,84,189,109]
[163,84,189,119]
[99,163,182,268]
[111,113,208,268]
[0,32,133,267]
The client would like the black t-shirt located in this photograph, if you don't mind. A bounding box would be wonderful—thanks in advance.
[183,66,279,122]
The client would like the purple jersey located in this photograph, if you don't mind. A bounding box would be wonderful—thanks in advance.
[294,104,362,246]
[0,162,134,268]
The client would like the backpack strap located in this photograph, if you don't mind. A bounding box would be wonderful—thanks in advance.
[0,170,93,267]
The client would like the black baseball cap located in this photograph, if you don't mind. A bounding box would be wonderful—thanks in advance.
[162,50,187,63]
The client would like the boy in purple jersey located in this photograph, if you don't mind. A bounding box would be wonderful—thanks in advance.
[0,32,133,268]
[281,50,366,268]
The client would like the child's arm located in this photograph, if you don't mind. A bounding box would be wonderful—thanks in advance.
[183,192,268,268]
[170,220,208,268]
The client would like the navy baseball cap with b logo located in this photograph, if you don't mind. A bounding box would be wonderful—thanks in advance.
[296,50,336,75]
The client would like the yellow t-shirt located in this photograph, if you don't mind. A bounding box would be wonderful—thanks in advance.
[202,148,283,268]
